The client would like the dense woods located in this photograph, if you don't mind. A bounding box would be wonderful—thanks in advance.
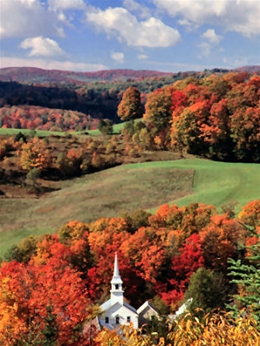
[1,71,259,162]
[0,200,260,344]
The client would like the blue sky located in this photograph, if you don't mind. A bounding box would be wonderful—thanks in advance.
[0,0,259,72]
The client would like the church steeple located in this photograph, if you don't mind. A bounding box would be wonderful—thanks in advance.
[110,253,124,305]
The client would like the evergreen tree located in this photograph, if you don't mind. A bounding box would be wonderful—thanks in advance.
[228,226,260,323]
[184,267,227,315]
[98,119,113,135]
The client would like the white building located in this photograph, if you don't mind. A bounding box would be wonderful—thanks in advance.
[99,253,159,330]
[99,253,139,329]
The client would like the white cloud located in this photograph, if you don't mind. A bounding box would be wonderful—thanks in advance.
[0,0,63,39]
[201,29,222,44]
[48,0,86,11]
[0,57,108,72]
[199,29,222,58]
[137,54,148,60]
[143,60,215,72]
[222,56,249,69]
[20,36,65,57]
[154,0,260,37]
[198,42,212,58]
[86,7,180,48]
[123,0,150,19]
[47,0,86,25]
[111,51,124,64]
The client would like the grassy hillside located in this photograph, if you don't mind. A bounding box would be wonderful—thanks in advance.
[0,158,259,257]
[0,122,124,137]
[0,128,67,137]
[148,159,260,211]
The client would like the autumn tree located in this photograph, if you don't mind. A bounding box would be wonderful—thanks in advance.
[200,98,233,160]
[172,100,211,156]
[0,259,94,345]
[20,137,51,172]
[117,86,143,121]
[4,235,38,264]
[144,87,173,147]
[93,311,260,345]
[56,148,83,177]
[230,106,260,162]
[200,215,244,273]
[238,199,260,229]
[160,234,204,309]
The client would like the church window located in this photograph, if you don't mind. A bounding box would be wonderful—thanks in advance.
[116,316,119,324]
[105,317,109,323]
[127,316,131,323]
[115,284,119,289]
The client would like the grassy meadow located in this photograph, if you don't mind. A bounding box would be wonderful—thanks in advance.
[0,128,67,137]
[0,158,260,257]
[0,123,123,137]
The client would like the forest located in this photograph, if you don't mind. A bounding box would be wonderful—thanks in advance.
[1,200,260,344]
[0,68,260,344]
[0,71,259,162]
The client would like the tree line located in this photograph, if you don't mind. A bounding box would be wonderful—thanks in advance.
[1,71,259,162]
[118,72,260,162]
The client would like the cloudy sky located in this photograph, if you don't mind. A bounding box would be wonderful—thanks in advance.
[0,0,260,72]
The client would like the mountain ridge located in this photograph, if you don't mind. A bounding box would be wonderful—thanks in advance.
[0,65,259,84]
[0,67,172,83]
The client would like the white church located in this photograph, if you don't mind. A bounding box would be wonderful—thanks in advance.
[98,253,159,330]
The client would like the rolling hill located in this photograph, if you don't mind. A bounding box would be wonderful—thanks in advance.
[0,66,259,85]
[0,67,172,84]
[0,158,259,257]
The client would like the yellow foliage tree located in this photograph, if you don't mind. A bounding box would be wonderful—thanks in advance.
[20,137,51,171]
[93,312,260,346]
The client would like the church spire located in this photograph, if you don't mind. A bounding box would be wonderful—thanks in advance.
[110,253,124,305]
[113,252,120,277]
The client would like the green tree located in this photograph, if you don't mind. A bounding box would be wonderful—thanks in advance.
[117,87,143,121]
[98,119,113,136]
[26,167,40,191]
[184,267,227,315]
[228,227,260,323]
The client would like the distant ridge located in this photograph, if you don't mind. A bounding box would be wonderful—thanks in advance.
[233,65,260,73]
[0,67,172,84]
[0,65,258,85]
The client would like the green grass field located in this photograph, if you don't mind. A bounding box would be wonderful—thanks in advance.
[0,158,259,257]
[0,119,137,137]
[0,128,67,137]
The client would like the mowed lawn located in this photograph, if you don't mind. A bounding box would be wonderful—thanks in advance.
[149,158,260,210]
[0,158,259,257]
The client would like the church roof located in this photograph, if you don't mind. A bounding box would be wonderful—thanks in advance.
[101,298,138,314]
[137,300,158,314]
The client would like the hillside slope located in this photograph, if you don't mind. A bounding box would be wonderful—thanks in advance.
[0,67,171,83]
[0,158,259,257]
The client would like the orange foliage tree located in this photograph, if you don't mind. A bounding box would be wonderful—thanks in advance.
[0,259,94,345]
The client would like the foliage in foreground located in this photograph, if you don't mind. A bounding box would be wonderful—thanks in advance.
[0,200,259,344]
[94,312,260,346]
